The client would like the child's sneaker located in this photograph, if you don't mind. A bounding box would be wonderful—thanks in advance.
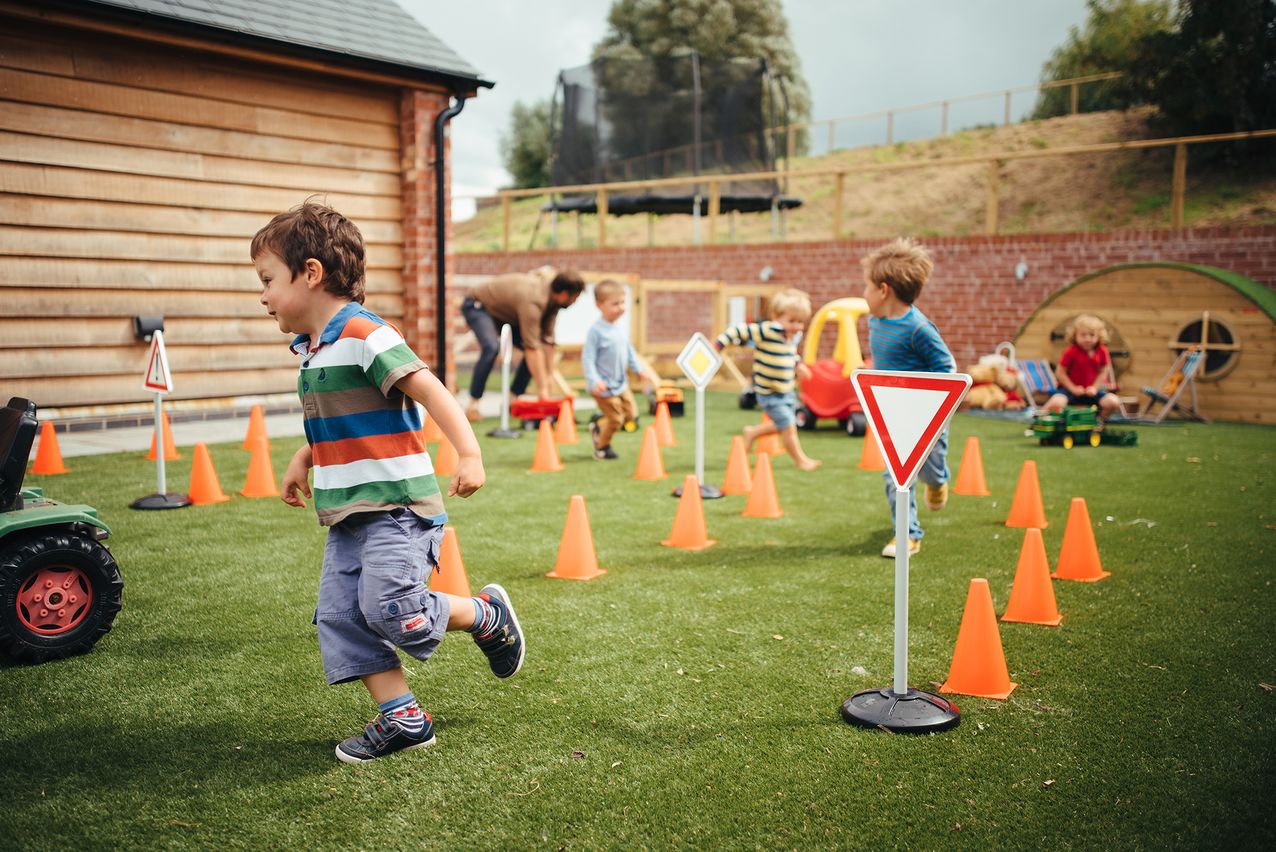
[593,446,618,460]
[335,712,435,763]
[589,417,602,450]
[474,583,525,678]
[881,538,921,558]
[925,482,948,511]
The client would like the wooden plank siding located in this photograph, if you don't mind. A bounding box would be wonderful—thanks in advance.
[1014,267,1276,423]
[0,19,404,407]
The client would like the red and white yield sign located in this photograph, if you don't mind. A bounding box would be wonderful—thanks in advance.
[851,369,971,489]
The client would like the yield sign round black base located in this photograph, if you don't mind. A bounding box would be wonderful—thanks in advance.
[841,687,960,733]
[670,483,724,500]
[486,427,523,439]
[130,492,193,510]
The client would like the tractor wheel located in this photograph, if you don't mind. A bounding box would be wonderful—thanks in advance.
[847,412,868,437]
[1062,435,1074,449]
[738,390,757,410]
[0,532,122,663]
[1089,432,1102,447]
[795,406,817,431]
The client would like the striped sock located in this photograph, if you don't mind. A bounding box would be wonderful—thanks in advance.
[466,596,500,638]
[378,692,426,737]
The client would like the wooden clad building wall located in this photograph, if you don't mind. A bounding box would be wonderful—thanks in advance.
[1014,265,1276,424]
[0,17,405,407]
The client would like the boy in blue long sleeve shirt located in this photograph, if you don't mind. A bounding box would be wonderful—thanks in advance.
[583,279,660,459]
[861,238,956,558]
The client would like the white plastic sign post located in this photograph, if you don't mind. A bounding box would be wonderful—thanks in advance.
[675,333,723,498]
[487,323,521,439]
[841,369,971,733]
[131,330,190,510]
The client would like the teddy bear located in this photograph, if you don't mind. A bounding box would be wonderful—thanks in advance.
[962,359,1026,410]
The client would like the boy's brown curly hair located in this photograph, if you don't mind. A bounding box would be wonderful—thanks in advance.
[250,198,366,303]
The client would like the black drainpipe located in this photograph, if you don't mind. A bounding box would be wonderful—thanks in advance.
[433,92,467,379]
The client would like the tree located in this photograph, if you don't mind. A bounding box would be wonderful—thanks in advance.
[593,0,811,152]
[1128,0,1276,138]
[1031,0,1173,119]
[499,99,553,189]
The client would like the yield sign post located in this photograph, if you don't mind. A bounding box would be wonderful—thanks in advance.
[841,369,971,733]
[487,324,521,439]
[672,333,724,499]
[131,330,192,510]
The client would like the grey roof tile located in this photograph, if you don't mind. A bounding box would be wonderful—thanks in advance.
[78,0,488,84]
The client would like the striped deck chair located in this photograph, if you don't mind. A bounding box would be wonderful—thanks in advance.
[1017,359,1058,413]
[1137,349,1208,423]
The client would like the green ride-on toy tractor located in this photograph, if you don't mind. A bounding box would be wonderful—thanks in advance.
[1031,405,1138,448]
[0,397,122,663]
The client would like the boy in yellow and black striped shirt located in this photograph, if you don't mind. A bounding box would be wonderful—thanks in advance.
[714,288,821,471]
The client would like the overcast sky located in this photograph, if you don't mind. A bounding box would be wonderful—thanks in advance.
[398,0,1091,216]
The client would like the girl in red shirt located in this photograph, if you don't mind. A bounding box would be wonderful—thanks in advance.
[1046,314,1120,421]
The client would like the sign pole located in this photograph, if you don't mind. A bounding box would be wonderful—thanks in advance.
[131,329,191,510]
[673,333,723,500]
[488,323,521,439]
[840,368,971,733]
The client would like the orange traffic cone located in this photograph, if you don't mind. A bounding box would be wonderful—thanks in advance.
[240,436,279,498]
[952,436,990,496]
[147,411,179,461]
[554,399,578,445]
[742,451,782,518]
[632,425,667,480]
[1001,528,1062,625]
[530,419,564,472]
[31,422,69,475]
[422,413,444,443]
[721,435,752,495]
[242,404,269,451]
[857,433,885,471]
[662,474,716,551]
[433,433,459,477]
[940,578,1018,700]
[654,400,676,447]
[755,414,784,456]
[1053,497,1110,582]
[431,526,473,597]
[1005,459,1047,528]
[547,495,605,580]
[188,442,230,505]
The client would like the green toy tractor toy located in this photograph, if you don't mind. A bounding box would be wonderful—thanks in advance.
[1031,405,1138,448]
[0,397,122,663]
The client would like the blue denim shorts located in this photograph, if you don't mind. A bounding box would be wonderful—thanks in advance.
[315,508,449,685]
[756,390,797,430]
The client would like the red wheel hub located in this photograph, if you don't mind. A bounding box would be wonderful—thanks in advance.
[16,565,93,635]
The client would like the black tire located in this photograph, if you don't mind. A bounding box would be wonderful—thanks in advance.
[795,406,817,430]
[0,532,123,663]
[847,412,868,437]
[738,390,757,410]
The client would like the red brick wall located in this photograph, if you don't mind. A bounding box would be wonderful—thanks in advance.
[453,227,1276,366]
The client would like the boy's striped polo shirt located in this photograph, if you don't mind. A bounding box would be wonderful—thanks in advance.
[716,320,799,394]
[290,303,445,527]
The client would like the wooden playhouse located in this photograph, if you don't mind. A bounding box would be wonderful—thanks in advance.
[1013,263,1276,425]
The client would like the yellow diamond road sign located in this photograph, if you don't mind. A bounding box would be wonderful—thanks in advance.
[676,332,722,389]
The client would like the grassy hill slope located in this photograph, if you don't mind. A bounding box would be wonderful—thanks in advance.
[456,109,1276,253]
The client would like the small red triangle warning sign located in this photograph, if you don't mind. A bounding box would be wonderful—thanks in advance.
[851,370,971,489]
[142,330,173,393]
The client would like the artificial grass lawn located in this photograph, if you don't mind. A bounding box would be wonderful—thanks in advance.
[3,392,1274,848]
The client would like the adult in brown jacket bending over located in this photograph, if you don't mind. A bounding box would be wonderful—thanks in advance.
[461,267,585,420]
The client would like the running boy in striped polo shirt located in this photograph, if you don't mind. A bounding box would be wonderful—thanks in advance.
[252,201,524,764]
[714,288,822,471]
[861,238,956,559]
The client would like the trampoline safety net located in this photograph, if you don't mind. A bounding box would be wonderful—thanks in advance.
[547,54,802,216]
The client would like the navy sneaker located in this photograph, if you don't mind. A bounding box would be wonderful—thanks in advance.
[335,712,435,764]
[589,417,602,451]
[474,583,525,678]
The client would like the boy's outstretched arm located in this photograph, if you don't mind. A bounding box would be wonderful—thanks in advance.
[396,369,485,498]
[281,444,313,508]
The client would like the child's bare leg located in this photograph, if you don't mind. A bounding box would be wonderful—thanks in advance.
[1098,394,1119,421]
[742,420,777,451]
[361,668,411,705]
[779,425,821,471]
[1045,393,1067,413]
